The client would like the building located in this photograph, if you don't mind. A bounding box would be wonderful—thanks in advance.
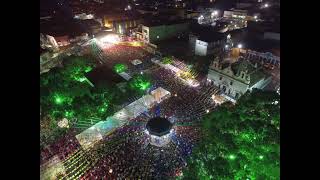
[142,20,189,43]
[193,32,225,56]
[103,15,143,34]
[207,56,271,99]
[223,9,248,19]
[189,26,225,56]
[82,19,102,34]
[40,17,87,50]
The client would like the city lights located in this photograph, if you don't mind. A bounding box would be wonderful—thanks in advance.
[99,34,120,44]
[41,0,280,177]
[55,97,63,104]
[113,63,127,73]
[212,10,218,16]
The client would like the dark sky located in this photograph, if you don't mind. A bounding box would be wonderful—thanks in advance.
[40,0,73,19]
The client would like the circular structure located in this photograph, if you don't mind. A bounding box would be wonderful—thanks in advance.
[146,117,173,147]
[146,117,173,136]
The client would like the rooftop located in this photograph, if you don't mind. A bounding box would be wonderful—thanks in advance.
[232,59,268,86]
[143,19,189,27]
[198,31,225,42]
[146,117,173,136]
[191,25,225,42]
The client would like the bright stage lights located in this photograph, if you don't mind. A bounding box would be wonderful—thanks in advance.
[100,34,120,44]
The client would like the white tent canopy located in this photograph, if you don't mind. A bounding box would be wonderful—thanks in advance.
[76,87,172,150]
[131,59,142,65]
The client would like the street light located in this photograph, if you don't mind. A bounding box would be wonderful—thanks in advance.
[237,44,243,49]
[254,15,258,19]
[225,45,229,48]
[212,10,218,16]
[264,3,269,8]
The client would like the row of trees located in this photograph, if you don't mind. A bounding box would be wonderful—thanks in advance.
[180,89,280,180]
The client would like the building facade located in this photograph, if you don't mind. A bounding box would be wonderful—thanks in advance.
[142,22,189,43]
[189,32,225,56]
[207,57,271,99]
[103,15,143,35]
[194,38,224,56]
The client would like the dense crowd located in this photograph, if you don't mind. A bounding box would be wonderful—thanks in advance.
[40,129,81,165]
[102,44,150,65]
[40,50,221,178]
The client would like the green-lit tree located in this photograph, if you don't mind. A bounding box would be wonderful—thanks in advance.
[162,56,173,64]
[61,56,95,86]
[128,74,152,92]
[40,56,98,147]
[180,89,280,180]
[113,63,128,73]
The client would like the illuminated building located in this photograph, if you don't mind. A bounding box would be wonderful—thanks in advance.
[207,56,272,99]
[142,20,189,43]
[102,15,143,34]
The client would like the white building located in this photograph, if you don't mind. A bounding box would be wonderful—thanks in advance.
[190,32,225,56]
[207,56,272,99]
[223,9,248,19]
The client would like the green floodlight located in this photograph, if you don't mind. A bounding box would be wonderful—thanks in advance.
[139,81,151,90]
[114,64,127,73]
[78,77,87,82]
[54,95,64,105]
[228,154,236,160]
[259,155,264,160]
[99,107,106,113]
[84,66,92,73]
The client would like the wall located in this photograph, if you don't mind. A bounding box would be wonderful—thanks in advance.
[249,76,272,90]
[207,68,249,98]
[144,22,189,43]
[195,40,208,56]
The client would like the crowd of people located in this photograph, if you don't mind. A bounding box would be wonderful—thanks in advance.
[40,50,222,178]
[40,129,81,165]
[76,60,217,179]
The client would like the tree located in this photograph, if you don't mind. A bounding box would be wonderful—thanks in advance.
[181,90,280,180]
[128,74,152,91]
[113,63,127,73]
[162,56,173,64]
[61,55,94,82]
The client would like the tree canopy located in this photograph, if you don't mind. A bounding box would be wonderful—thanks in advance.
[162,56,173,64]
[40,56,114,148]
[128,74,152,91]
[180,89,280,180]
[113,63,128,73]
